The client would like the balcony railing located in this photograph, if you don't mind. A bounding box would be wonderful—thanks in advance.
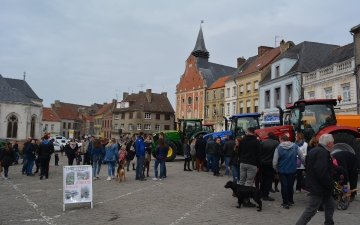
[303,59,354,85]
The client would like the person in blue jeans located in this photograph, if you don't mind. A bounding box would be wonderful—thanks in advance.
[223,134,235,176]
[25,139,36,176]
[104,138,119,181]
[205,136,214,172]
[91,139,105,180]
[153,138,168,180]
[229,137,242,183]
[273,134,305,209]
[21,137,32,174]
[135,132,146,181]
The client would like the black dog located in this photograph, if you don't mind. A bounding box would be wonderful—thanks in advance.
[224,181,262,212]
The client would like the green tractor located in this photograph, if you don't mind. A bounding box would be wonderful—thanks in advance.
[152,118,213,161]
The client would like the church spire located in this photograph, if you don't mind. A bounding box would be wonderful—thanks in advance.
[191,22,209,59]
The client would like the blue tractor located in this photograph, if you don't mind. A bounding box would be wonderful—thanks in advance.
[203,113,261,140]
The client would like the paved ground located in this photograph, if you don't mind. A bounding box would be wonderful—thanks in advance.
[1,155,359,225]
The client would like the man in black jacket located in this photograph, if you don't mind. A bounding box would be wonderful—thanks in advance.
[296,134,335,225]
[238,127,261,207]
[260,132,279,201]
[223,134,235,176]
[37,135,55,179]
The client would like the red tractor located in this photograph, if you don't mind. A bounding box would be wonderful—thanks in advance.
[255,99,360,159]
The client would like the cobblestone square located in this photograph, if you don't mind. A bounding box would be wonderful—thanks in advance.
[1,155,359,225]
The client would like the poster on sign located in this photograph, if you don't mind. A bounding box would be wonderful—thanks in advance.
[63,165,93,211]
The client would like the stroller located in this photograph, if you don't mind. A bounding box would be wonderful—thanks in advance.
[332,181,350,210]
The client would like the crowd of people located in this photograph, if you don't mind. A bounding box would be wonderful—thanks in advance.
[188,127,359,225]
[1,128,359,224]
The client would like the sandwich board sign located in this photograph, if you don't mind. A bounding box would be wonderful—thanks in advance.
[63,165,93,211]
[69,130,74,138]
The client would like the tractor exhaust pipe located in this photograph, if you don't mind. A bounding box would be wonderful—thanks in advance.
[223,116,228,130]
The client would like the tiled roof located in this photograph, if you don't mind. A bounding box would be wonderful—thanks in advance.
[105,111,113,117]
[319,43,354,68]
[226,55,258,82]
[82,113,94,122]
[42,107,60,121]
[0,74,37,105]
[95,103,112,116]
[91,103,104,112]
[4,78,41,100]
[237,47,281,78]
[54,107,81,120]
[208,75,231,89]
[196,58,237,88]
[58,102,90,112]
[274,41,339,74]
[113,92,174,113]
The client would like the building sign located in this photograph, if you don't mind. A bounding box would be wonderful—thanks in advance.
[63,165,93,211]
[69,129,74,138]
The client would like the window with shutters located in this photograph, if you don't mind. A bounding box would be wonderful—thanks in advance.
[239,101,243,114]
[240,85,244,94]
[247,83,251,93]
[246,100,251,113]
[254,81,259,91]
[254,99,258,112]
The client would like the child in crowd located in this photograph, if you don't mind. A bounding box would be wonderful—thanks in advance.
[55,153,59,166]
[75,148,83,165]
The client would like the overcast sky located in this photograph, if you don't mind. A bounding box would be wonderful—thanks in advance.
[1,0,359,110]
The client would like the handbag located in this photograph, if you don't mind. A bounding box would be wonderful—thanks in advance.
[145,152,150,162]
[130,145,135,152]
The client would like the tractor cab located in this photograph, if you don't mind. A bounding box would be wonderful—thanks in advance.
[229,113,261,137]
[286,99,337,142]
[178,119,203,140]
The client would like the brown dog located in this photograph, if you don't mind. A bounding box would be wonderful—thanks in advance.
[116,160,126,183]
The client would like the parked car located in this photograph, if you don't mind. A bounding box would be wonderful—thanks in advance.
[53,142,61,151]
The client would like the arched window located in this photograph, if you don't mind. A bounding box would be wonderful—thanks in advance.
[30,116,36,138]
[7,115,18,138]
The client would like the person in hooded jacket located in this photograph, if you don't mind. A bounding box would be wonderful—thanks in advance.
[37,135,55,179]
[223,134,235,176]
[273,134,305,209]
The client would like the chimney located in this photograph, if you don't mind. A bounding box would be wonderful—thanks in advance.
[237,57,246,68]
[55,100,61,107]
[280,40,295,53]
[123,92,129,100]
[146,89,152,102]
[161,92,167,98]
[51,103,55,111]
[258,46,273,57]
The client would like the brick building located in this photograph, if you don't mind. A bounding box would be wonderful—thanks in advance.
[176,26,236,120]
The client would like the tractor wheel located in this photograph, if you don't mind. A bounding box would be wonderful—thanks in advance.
[166,141,178,162]
[332,133,360,160]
